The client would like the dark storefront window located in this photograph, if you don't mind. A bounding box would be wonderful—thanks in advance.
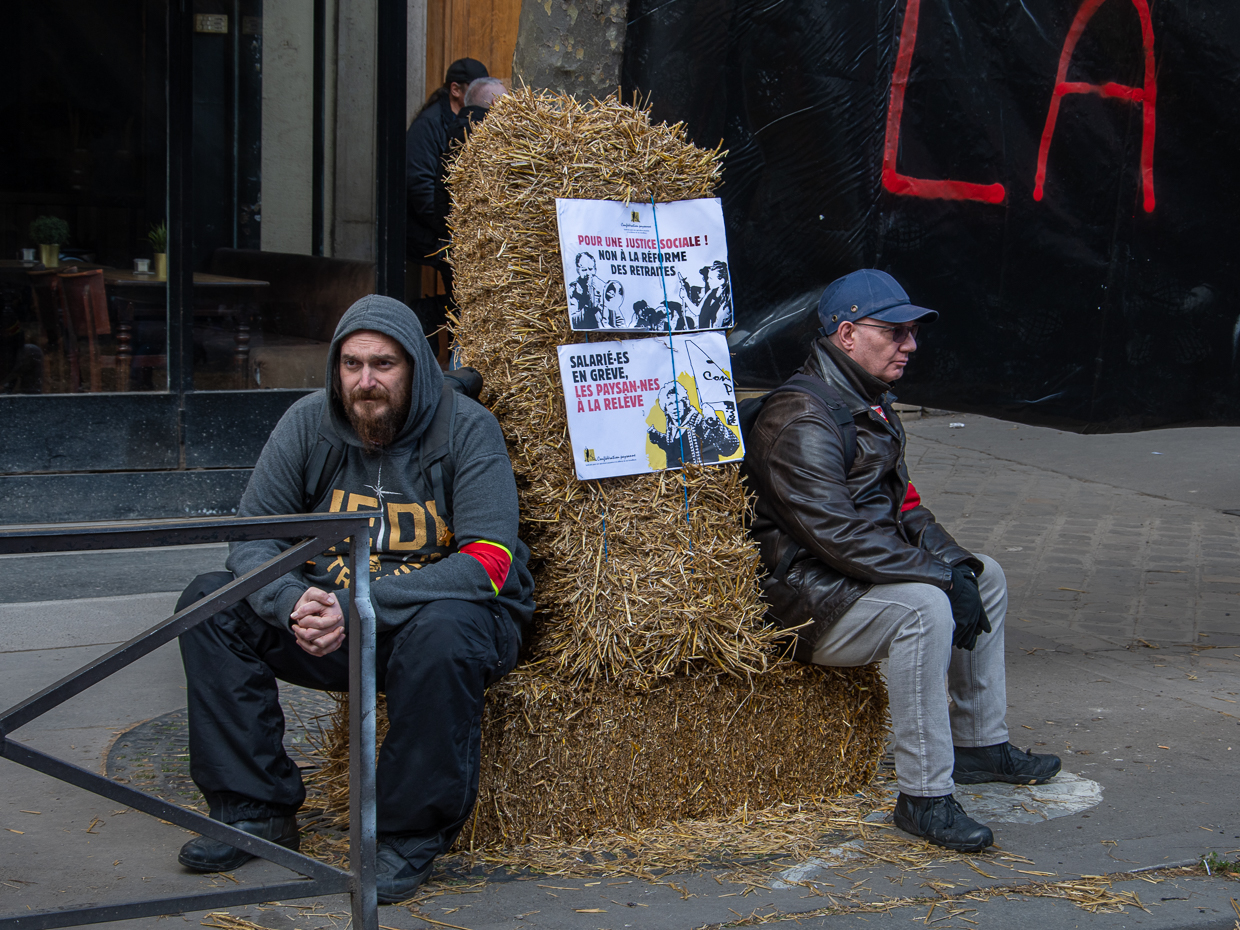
[0,0,400,521]
[1,0,169,394]
[189,2,376,392]
[0,1,374,399]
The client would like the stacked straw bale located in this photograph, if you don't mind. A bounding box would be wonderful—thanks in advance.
[447,90,775,684]
[469,664,887,843]
[309,90,888,847]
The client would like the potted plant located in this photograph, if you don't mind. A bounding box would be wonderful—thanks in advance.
[148,222,168,281]
[30,216,69,269]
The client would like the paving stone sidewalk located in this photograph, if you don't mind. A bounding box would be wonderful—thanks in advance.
[2,412,1239,930]
[904,425,1240,652]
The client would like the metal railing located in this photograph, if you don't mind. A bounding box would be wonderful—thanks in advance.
[0,514,378,930]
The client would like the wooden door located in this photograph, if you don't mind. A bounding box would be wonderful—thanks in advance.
[425,0,521,94]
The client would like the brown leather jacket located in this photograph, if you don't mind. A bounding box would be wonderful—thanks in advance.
[746,338,979,655]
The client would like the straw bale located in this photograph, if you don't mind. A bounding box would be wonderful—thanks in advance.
[468,664,888,844]
[296,91,892,853]
[445,88,776,685]
[307,663,888,846]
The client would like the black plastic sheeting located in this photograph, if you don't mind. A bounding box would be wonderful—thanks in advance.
[623,0,1240,429]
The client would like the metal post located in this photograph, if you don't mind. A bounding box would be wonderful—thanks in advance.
[167,0,195,396]
[231,0,240,248]
[348,525,379,929]
[374,0,408,297]
[312,0,326,256]
[0,515,380,930]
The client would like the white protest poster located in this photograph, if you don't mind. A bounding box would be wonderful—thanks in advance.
[557,331,744,480]
[555,197,733,333]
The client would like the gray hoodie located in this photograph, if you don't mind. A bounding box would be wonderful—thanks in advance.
[226,294,535,633]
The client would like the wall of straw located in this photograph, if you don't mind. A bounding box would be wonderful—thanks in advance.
[306,90,888,847]
[449,91,783,685]
[448,89,792,685]
[467,664,887,845]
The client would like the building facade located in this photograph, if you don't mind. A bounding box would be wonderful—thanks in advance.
[1,0,521,522]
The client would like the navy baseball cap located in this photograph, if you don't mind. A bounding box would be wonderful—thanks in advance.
[818,269,939,336]
[445,58,489,86]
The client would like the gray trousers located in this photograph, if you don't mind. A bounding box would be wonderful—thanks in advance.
[811,554,1008,797]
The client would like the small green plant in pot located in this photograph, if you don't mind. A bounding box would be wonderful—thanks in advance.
[148,222,168,281]
[30,216,70,269]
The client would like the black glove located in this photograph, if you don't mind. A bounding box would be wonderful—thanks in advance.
[946,564,991,651]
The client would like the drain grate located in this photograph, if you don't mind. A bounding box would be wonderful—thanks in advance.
[105,686,336,811]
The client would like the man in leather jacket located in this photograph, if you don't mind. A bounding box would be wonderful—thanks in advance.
[746,269,1061,852]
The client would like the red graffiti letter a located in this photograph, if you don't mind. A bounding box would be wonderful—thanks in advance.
[881,0,1006,204]
[1032,0,1157,212]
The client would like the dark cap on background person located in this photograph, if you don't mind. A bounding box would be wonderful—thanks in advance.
[818,268,939,336]
[445,58,489,86]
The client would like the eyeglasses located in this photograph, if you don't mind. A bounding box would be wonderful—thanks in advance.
[853,321,919,343]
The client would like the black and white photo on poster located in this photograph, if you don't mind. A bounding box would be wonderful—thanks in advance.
[556,331,744,480]
[645,336,741,469]
[557,197,732,333]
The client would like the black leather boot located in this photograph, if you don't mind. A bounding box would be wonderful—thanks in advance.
[178,816,300,873]
[893,793,994,852]
[375,842,434,904]
[953,742,1062,785]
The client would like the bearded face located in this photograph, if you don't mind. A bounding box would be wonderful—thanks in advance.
[343,374,411,451]
[337,331,414,453]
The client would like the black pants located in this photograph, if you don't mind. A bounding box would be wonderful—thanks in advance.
[406,246,454,341]
[177,572,519,868]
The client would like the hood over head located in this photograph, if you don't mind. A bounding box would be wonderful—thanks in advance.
[325,295,444,450]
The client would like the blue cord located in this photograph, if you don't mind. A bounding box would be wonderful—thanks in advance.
[650,195,692,540]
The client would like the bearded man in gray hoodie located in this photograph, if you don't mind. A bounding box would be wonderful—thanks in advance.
[174,295,534,902]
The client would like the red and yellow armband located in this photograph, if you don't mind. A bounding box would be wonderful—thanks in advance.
[901,481,922,512]
[460,540,513,595]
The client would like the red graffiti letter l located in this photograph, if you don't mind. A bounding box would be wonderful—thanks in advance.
[881,0,1007,205]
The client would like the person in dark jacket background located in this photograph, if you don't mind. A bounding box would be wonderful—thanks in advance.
[174,295,534,902]
[745,269,1060,853]
[405,58,489,292]
[430,77,508,263]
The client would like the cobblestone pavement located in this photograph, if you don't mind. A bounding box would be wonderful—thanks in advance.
[4,416,1240,930]
[905,429,1240,652]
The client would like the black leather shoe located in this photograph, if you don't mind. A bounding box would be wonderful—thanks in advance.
[893,793,994,852]
[953,742,1062,785]
[376,842,433,904]
[178,816,299,873]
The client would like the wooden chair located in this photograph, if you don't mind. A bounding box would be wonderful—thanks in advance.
[56,269,111,392]
[58,270,169,392]
[107,297,167,391]
[27,267,80,391]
